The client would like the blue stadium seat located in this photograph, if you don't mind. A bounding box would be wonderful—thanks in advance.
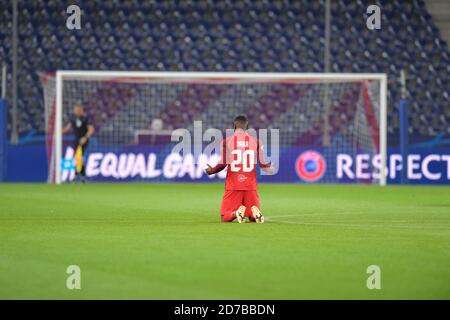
[0,0,448,142]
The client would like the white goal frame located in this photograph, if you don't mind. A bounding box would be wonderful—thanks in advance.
[54,71,388,185]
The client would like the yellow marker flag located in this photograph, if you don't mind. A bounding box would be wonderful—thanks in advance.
[74,145,83,173]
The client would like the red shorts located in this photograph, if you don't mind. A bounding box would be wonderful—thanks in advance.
[220,189,260,222]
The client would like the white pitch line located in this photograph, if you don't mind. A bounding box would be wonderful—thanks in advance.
[266,216,450,230]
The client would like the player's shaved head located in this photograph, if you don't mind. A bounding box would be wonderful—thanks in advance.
[233,115,248,130]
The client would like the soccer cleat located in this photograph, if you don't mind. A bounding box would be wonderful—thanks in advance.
[235,205,246,223]
[251,206,265,224]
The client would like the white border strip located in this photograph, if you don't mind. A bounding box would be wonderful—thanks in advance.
[55,72,63,184]
[57,71,387,81]
[379,75,388,186]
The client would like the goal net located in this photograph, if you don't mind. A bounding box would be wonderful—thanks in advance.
[41,72,387,185]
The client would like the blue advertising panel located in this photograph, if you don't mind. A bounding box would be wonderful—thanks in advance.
[60,145,450,185]
[6,144,48,182]
[5,143,450,185]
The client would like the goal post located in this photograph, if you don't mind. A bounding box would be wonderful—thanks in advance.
[45,71,387,185]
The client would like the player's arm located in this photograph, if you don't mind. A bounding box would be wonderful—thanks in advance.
[206,163,226,175]
[80,124,95,145]
[205,139,227,175]
[62,122,72,134]
[258,140,275,174]
[86,124,95,139]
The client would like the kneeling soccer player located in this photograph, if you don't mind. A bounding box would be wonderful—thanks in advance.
[205,115,274,223]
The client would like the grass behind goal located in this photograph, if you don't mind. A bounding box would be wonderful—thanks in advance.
[0,184,449,299]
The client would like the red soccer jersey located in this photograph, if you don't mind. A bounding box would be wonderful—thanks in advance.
[217,130,270,191]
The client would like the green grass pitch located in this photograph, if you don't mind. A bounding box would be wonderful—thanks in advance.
[0,183,449,299]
